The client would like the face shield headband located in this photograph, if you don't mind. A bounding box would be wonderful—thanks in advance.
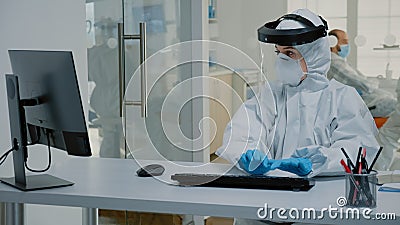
[257,14,328,46]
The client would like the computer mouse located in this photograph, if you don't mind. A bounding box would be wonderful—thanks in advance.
[136,164,165,177]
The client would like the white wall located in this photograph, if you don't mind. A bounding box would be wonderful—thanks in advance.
[0,0,87,224]
[217,0,288,80]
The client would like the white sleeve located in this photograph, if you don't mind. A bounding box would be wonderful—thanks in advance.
[292,87,380,177]
[215,97,264,167]
[215,87,276,168]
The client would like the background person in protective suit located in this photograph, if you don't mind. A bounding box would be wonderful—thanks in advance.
[374,79,400,170]
[327,29,397,118]
[326,29,400,171]
[88,18,136,158]
[88,44,123,158]
[216,9,380,225]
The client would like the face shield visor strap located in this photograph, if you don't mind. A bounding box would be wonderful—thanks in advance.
[257,14,328,46]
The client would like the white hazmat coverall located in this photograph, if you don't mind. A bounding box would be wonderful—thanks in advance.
[216,9,380,180]
[375,78,400,170]
[327,52,397,118]
[216,8,380,225]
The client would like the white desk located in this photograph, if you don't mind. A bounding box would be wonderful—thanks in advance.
[0,157,399,225]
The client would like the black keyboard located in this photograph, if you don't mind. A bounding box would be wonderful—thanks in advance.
[171,173,315,191]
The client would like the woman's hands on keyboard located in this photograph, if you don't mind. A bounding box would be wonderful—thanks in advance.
[239,149,312,176]
[239,149,274,175]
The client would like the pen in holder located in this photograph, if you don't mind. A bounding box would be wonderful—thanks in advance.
[345,171,377,208]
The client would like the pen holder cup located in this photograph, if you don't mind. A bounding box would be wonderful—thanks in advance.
[345,171,377,208]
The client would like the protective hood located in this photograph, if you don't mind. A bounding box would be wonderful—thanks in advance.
[258,9,328,46]
[277,9,331,89]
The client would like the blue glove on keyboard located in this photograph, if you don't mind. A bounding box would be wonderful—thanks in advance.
[270,158,312,176]
[239,149,273,175]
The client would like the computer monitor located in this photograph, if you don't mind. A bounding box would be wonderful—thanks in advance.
[1,50,92,191]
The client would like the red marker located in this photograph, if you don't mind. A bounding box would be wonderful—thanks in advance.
[340,159,351,173]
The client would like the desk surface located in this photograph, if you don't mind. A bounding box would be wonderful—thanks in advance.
[0,157,399,224]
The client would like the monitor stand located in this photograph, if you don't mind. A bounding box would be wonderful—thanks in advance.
[0,174,73,191]
[1,75,74,191]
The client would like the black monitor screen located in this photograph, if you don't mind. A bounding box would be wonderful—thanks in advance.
[8,50,91,156]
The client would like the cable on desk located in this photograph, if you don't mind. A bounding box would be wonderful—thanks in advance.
[25,129,52,173]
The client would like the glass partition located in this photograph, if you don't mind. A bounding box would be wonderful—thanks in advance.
[86,0,194,160]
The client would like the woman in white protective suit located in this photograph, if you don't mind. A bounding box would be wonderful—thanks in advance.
[216,9,380,225]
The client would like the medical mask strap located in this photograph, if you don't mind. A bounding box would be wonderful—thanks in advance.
[290,56,306,86]
[295,57,306,78]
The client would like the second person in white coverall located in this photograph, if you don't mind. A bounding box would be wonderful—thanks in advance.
[216,9,380,181]
[327,29,397,118]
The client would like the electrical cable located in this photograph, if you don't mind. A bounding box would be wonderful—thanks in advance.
[0,148,15,166]
[24,129,51,173]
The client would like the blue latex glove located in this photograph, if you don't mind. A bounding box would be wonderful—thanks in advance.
[270,158,312,176]
[239,149,274,175]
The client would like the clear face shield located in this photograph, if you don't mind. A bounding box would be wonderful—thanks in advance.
[258,41,277,81]
[257,13,328,83]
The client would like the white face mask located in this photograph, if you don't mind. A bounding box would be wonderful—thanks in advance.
[275,53,305,87]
